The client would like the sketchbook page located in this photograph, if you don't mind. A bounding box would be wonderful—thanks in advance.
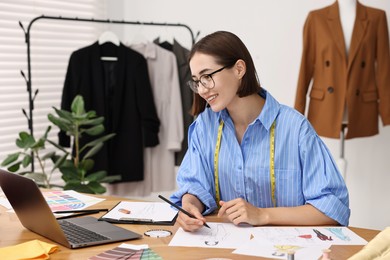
[169,222,255,249]
[102,201,178,222]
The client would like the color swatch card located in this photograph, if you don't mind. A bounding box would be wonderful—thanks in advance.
[43,190,104,212]
[88,244,162,260]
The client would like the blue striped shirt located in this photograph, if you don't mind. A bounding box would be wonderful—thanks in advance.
[171,89,350,226]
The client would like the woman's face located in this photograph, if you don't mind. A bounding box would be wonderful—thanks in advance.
[189,52,241,112]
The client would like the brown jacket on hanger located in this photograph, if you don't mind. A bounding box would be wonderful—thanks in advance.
[294,1,390,139]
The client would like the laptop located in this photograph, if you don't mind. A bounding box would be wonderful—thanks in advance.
[0,169,141,248]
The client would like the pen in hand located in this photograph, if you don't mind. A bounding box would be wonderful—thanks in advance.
[158,195,210,229]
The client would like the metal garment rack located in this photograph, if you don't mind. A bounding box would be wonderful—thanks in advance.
[18,15,198,170]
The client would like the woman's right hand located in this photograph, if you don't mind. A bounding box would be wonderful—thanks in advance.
[176,194,207,232]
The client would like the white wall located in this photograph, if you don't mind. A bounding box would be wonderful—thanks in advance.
[107,0,390,231]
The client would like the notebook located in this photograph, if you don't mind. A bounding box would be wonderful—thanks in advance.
[0,169,141,249]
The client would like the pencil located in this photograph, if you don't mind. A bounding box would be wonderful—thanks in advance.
[55,210,102,220]
[53,208,109,214]
[158,195,210,229]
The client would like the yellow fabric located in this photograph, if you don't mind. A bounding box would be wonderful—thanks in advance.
[0,240,58,260]
[348,227,390,260]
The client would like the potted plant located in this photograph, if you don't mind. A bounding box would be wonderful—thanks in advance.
[1,95,120,194]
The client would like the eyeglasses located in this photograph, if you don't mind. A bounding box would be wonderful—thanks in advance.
[187,65,230,93]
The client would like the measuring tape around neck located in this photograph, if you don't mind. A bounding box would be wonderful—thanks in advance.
[269,120,276,207]
[214,120,276,207]
[214,120,224,208]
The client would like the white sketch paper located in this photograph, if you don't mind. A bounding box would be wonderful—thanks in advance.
[252,226,367,246]
[233,239,327,260]
[102,201,178,222]
[233,226,367,259]
[169,222,255,249]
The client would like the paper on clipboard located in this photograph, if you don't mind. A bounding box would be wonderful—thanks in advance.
[100,201,178,225]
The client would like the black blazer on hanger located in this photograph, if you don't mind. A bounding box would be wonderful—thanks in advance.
[60,42,160,182]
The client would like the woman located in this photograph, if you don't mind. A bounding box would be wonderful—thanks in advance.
[170,31,350,232]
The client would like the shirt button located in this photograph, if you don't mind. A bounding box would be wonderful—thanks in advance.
[356,89,360,96]
[327,86,334,93]
[238,165,242,170]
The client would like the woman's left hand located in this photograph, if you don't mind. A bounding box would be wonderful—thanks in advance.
[217,198,267,226]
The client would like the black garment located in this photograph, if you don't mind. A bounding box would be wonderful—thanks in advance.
[154,38,193,165]
[60,42,160,182]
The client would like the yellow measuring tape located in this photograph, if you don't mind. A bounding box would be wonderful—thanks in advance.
[214,120,224,208]
[269,121,276,207]
[214,120,276,207]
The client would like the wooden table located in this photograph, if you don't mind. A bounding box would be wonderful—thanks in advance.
[0,193,380,260]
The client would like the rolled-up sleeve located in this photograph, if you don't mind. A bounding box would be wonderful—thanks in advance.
[299,122,350,226]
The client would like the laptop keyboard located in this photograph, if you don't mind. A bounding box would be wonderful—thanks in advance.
[59,220,110,245]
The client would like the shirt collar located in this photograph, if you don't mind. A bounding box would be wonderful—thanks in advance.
[258,88,280,131]
[217,88,280,131]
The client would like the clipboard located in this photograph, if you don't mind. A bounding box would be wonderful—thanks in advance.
[99,201,178,225]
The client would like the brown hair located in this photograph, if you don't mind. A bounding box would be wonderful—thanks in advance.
[189,31,261,116]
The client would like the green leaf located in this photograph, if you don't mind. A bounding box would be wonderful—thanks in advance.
[60,159,75,168]
[30,138,45,149]
[87,181,106,194]
[83,143,103,159]
[22,154,32,167]
[1,152,21,166]
[53,107,73,122]
[43,125,52,140]
[71,95,85,116]
[47,114,73,132]
[16,132,35,149]
[85,171,106,182]
[86,111,97,118]
[101,175,121,183]
[8,162,21,172]
[82,124,104,136]
[64,182,94,193]
[79,117,104,126]
[79,159,94,171]
[72,114,89,120]
[59,164,80,181]
[79,133,115,154]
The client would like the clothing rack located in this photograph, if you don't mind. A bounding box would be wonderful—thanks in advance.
[18,14,199,170]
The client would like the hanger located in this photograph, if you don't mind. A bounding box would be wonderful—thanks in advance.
[98,31,120,46]
[98,31,119,61]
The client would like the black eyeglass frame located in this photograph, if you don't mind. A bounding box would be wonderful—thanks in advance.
[187,65,232,93]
